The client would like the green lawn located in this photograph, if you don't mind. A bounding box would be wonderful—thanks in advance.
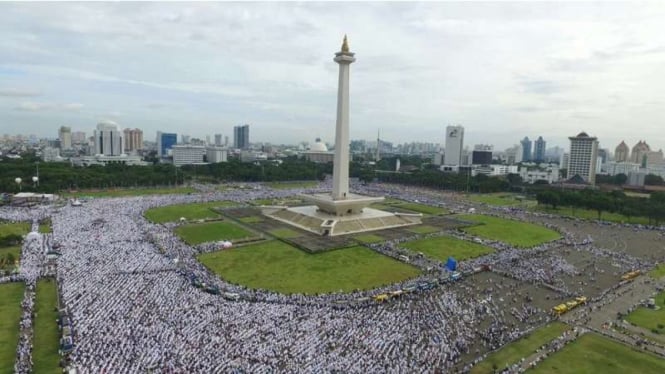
[408,225,440,234]
[626,291,665,334]
[353,234,385,244]
[649,264,665,279]
[33,279,60,374]
[269,228,302,239]
[265,181,319,190]
[0,222,30,238]
[379,200,447,215]
[473,322,570,374]
[402,235,494,262]
[174,221,253,245]
[38,220,52,234]
[61,186,197,198]
[198,241,421,294]
[0,282,24,374]
[239,216,263,223]
[0,246,21,272]
[533,205,650,225]
[457,214,561,248]
[529,333,665,374]
[144,201,237,223]
[468,193,533,207]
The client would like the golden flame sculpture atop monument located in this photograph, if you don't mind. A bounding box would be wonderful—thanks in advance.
[341,34,350,53]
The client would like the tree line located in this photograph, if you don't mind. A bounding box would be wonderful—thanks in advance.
[536,189,665,224]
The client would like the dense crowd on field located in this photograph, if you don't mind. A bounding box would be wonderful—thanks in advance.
[0,181,662,372]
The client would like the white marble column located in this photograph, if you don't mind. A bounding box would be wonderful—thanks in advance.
[332,37,355,200]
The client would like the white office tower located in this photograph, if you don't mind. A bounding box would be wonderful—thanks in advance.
[214,134,223,146]
[206,147,228,163]
[444,125,464,166]
[567,132,599,185]
[59,126,72,150]
[172,145,206,166]
[94,121,123,156]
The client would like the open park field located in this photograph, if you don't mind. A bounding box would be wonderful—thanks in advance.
[198,241,421,294]
[457,214,561,248]
[402,235,495,262]
[0,282,24,374]
[530,333,665,374]
[265,181,320,190]
[471,322,569,374]
[62,186,197,198]
[626,291,665,335]
[32,279,61,374]
[0,246,20,273]
[174,221,254,245]
[467,193,534,207]
[144,201,237,223]
[0,222,30,238]
[374,199,448,215]
[533,205,650,225]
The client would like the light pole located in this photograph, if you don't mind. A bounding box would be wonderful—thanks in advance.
[32,176,39,189]
[15,177,22,192]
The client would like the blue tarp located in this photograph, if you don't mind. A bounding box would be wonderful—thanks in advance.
[445,257,457,271]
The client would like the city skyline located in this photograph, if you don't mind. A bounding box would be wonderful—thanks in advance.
[1,3,665,149]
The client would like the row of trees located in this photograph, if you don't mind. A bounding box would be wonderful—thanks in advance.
[0,155,332,193]
[536,189,665,224]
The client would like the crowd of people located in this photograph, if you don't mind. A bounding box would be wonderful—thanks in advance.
[0,181,662,372]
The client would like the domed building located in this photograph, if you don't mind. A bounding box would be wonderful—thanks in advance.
[301,138,334,163]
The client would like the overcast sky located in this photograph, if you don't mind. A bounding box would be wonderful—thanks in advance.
[1,2,665,151]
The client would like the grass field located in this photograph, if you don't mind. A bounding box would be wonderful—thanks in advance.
[626,291,665,334]
[174,221,253,245]
[265,181,319,190]
[0,282,24,374]
[468,193,534,207]
[472,322,569,374]
[0,222,30,238]
[457,214,561,248]
[0,246,21,272]
[529,333,665,374]
[32,279,60,374]
[239,216,263,224]
[38,220,52,233]
[378,200,447,215]
[533,205,650,225]
[353,234,385,244]
[408,225,440,234]
[198,241,421,294]
[649,264,665,279]
[269,228,302,239]
[62,186,197,198]
[144,201,237,223]
[402,235,495,262]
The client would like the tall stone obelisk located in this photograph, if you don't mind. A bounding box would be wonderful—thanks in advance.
[332,35,355,201]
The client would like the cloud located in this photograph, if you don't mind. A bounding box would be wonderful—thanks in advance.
[0,88,41,97]
[14,101,83,112]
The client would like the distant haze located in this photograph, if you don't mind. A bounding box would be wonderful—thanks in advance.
[1,2,664,151]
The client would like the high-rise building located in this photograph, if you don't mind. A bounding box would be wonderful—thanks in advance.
[520,137,532,162]
[59,126,72,150]
[533,136,546,162]
[72,131,86,144]
[631,140,651,166]
[214,134,223,146]
[94,121,123,156]
[123,128,143,152]
[234,124,250,150]
[172,145,206,166]
[615,141,629,162]
[567,131,599,185]
[206,147,228,163]
[224,136,229,146]
[156,131,177,157]
[181,135,191,144]
[443,125,464,166]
